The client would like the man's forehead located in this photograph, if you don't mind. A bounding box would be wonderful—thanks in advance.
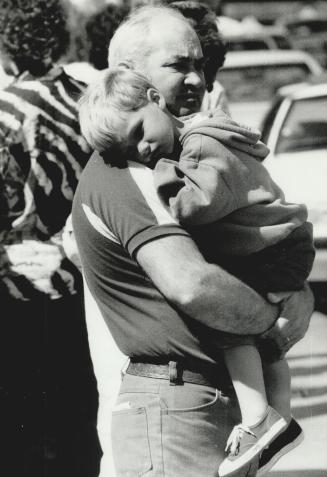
[150,34,203,62]
[148,17,201,51]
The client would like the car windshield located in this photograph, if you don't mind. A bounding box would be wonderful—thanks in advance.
[286,20,327,36]
[219,63,311,102]
[276,95,327,154]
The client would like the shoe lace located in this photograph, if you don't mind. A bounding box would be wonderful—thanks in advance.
[225,424,256,456]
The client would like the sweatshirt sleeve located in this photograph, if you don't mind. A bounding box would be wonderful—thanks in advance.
[153,133,237,225]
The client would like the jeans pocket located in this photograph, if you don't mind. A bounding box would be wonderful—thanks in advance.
[112,406,152,477]
[159,383,219,413]
[160,388,231,477]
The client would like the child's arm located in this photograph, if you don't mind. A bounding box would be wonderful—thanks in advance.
[154,134,236,225]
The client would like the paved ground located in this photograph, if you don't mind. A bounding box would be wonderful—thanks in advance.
[270,311,327,477]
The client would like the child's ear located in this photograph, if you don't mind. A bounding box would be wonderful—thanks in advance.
[147,88,166,109]
[116,61,132,70]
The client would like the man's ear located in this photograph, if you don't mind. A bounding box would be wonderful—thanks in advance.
[146,88,166,109]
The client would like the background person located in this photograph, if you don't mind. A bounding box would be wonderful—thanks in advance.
[0,57,14,89]
[0,0,100,475]
[63,2,129,85]
[85,3,130,72]
[73,6,314,477]
[167,0,230,114]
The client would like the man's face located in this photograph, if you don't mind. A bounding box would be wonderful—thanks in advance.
[141,19,206,117]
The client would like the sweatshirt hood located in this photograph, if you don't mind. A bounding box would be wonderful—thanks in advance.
[180,108,269,161]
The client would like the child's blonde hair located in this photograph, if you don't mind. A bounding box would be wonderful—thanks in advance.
[78,67,154,152]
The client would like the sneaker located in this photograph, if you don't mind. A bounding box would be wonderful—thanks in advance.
[218,406,287,477]
[257,418,304,476]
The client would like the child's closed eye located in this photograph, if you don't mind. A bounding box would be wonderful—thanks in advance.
[133,122,144,142]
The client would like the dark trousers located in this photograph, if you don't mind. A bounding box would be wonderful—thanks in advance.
[0,293,101,477]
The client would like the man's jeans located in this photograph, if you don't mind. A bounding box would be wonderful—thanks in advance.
[111,373,259,477]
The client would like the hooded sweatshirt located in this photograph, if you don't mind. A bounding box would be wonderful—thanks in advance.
[154,108,310,256]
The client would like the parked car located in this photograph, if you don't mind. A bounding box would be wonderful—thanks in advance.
[277,15,327,67]
[224,30,292,52]
[260,75,327,283]
[218,16,293,52]
[218,50,323,129]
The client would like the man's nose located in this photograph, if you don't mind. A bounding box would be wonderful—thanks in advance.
[185,69,204,88]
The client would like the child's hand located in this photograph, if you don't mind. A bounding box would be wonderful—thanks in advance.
[267,291,294,303]
[260,284,314,361]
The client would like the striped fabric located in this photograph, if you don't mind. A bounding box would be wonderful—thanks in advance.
[0,66,91,300]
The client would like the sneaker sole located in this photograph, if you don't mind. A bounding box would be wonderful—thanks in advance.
[257,430,304,477]
[219,418,288,477]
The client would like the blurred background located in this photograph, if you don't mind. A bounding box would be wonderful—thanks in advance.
[0,0,326,476]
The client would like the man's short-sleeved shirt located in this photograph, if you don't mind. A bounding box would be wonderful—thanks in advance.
[72,151,227,369]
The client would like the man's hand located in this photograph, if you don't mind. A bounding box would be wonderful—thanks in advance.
[259,283,314,361]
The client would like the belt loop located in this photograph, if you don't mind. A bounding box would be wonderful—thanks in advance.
[169,361,178,386]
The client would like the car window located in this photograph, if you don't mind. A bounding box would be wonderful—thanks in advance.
[227,40,270,52]
[272,35,292,50]
[286,20,327,36]
[276,95,327,154]
[219,63,311,102]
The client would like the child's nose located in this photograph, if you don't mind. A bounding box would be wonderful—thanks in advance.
[138,142,151,158]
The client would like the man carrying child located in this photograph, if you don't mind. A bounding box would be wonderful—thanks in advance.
[73,6,314,477]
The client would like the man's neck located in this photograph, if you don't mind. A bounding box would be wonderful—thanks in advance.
[170,113,190,145]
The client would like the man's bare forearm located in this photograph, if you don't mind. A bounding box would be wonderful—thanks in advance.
[137,235,278,335]
[180,260,278,334]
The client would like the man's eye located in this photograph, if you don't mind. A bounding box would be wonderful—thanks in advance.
[195,59,205,72]
[167,62,185,71]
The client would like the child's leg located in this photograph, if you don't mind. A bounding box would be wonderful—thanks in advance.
[224,345,268,426]
[219,346,288,477]
[263,357,291,423]
[257,359,304,476]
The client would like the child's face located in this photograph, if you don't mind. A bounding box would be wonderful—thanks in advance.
[122,101,175,165]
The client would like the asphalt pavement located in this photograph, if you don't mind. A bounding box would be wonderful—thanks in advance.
[270,311,327,477]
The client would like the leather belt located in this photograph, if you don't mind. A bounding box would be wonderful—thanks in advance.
[126,360,225,388]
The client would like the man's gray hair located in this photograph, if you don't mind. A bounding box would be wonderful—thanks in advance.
[108,5,191,70]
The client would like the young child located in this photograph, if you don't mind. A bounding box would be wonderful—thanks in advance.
[78,68,315,477]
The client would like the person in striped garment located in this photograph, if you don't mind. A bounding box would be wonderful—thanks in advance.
[0,1,100,475]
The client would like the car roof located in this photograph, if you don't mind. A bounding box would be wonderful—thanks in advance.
[280,15,327,28]
[222,49,322,69]
[277,73,327,99]
[217,15,246,36]
[218,15,287,37]
[222,26,288,40]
